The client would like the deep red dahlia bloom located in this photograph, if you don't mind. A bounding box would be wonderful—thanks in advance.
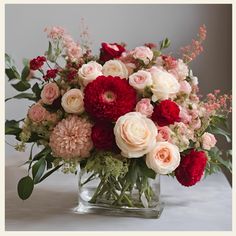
[91,122,116,150]
[30,56,46,70]
[84,76,136,122]
[175,149,207,187]
[99,43,125,63]
[152,100,180,127]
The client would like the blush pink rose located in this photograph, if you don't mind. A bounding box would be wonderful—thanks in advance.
[41,83,60,105]
[135,98,154,117]
[156,126,172,142]
[28,103,47,123]
[179,80,192,95]
[201,132,217,150]
[132,46,153,65]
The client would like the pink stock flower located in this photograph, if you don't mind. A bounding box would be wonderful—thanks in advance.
[135,98,154,117]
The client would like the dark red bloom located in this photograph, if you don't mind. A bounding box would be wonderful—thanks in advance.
[43,69,58,80]
[175,149,207,187]
[91,122,116,150]
[152,100,180,127]
[99,43,125,63]
[67,70,78,81]
[144,43,157,49]
[84,76,136,122]
[30,56,46,70]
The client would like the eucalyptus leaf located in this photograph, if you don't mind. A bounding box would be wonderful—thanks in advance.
[5,120,22,135]
[5,68,20,81]
[5,93,36,102]
[17,176,34,200]
[21,65,30,81]
[39,164,63,183]
[11,80,31,92]
[32,158,46,184]
[208,125,231,142]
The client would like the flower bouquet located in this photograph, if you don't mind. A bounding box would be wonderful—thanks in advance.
[5,25,232,218]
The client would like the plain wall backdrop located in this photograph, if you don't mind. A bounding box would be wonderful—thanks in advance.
[5,4,232,183]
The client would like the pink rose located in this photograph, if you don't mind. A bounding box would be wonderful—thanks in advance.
[28,103,47,123]
[129,70,152,92]
[179,80,192,95]
[132,46,153,65]
[41,83,60,105]
[135,98,154,117]
[156,126,172,142]
[201,132,217,150]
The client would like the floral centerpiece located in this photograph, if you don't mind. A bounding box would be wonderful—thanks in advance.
[5,25,232,218]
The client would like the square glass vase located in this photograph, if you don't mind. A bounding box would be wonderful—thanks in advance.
[74,168,164,219]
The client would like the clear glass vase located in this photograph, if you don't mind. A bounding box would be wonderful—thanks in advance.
[74,166,164,219]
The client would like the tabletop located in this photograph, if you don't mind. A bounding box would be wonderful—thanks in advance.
[5,159,232,231]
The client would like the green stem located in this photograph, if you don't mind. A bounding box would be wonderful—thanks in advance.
[89,179,104,204]
[81,173,96,186]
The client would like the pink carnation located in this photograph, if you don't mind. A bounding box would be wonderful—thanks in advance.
[49,115,93,160]
[28,103,47,123]
[135,98,153,117]
[201,132,217,150]
[41,82,60,105]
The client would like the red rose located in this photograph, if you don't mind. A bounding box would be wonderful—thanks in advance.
[99,43,125,63]
[43,69,58,80]
[175,149,207,187]
[84,75,136,122]
[152,100,180,126]
[30,56,46,70]
[91,122,116,150]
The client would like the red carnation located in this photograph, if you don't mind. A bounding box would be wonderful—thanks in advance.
[30,56,46,70]
[43,69,58,80]
[91,122,116,150]
[99,43,125,63]
[175,149,207,187]
[152,100,180,127]
[84,76,136,122]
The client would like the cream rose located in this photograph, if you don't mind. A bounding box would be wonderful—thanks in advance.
[129,70,152,92]
[41,82,60,105]
[102,60,128,79]
[149,67,180,102]
[146,142,180,174]
[114,112,157,158]
[132,46,153,65]
[61,88,84,114]
[78,61,103,86]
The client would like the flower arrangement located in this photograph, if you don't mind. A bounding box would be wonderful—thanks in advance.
[5,25,231,212]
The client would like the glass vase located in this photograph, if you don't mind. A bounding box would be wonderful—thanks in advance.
[74,166,164,219]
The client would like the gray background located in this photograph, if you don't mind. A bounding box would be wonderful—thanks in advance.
[5,4,232,183]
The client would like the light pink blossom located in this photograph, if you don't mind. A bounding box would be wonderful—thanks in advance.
[201,132,217,150]
[28,103,47,123]
[156,126,172,142]
[41,83,60,105]
[135,98,154,117]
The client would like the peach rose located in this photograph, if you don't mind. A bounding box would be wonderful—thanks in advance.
[201,132,217,150]
[61,88,84,114]
[78,61,103,87]
[41,82,60,105]
[129,70,152,92]
[135,98,153,117]
[132,46,153,65]
[28,103,47,123]
[146,142,180,174]
[114,112,157,158]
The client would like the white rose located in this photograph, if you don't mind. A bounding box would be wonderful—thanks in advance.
[146,142,180,175]
[132,46,153,65]
[114,112,157,158]
[129,70,152,91]
[149,67,180,102]
[61,88,84,114]
[78,61,103,86]
[102,60,128,79]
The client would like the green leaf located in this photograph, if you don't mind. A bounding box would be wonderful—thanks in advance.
[208,125,231,142]
[5,68,20,81]
[32,158,46,184]
[12,80,31,91]
[138,159,156,179]
[32,82,42,99]
[22,58,29,66]
[5,93,36,102]
[160,38,171,50]
[38,164,63,183]
[5,53,12,64]
[17,176,34,200]
[211,115,228,129]
[32,147,51,162]
[5,120,21,135]
[21,65,30,81]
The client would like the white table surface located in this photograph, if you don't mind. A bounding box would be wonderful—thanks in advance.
[5,157,232,231]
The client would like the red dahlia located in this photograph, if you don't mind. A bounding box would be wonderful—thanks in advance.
[30,56,46,70]
[91,122,116,150]
[175,149,207,187]
[84,76,136,122]
[99,43,125,63]
[152,100,180,127]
